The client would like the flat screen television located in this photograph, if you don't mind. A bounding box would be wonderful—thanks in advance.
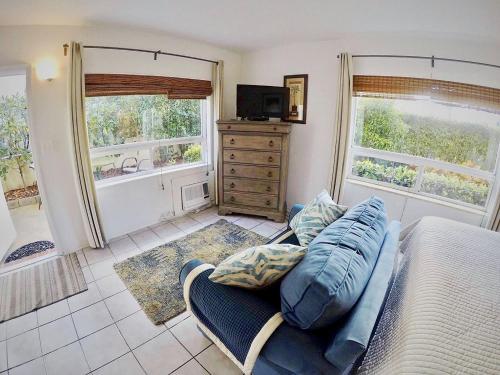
[237,84,290,121]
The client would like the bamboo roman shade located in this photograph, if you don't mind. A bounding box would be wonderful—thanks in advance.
[85,74,213,99]
[353,75,500,114]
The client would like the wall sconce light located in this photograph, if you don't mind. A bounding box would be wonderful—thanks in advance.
[36,58,58,81]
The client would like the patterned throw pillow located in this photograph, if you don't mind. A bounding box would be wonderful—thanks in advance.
[290,190,348,246]
[209,244,307,289]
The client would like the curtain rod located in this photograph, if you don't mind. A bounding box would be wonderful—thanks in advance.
[337,54,500,70]
[62,43,218,64]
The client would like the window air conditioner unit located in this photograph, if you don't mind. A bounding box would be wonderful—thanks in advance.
[181,182,210,211]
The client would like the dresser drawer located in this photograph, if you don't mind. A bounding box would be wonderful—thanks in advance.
[224,164,280,180]
[222,134,282,151]
[224,192,278,209]
[223,150,281,166]
[224,178,279,195]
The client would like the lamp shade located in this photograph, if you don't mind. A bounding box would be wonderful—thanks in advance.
[36,58,58,81]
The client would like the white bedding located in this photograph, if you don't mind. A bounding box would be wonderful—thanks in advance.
[358,216,500,374]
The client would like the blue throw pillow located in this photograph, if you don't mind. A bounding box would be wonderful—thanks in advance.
[280,196,387,329]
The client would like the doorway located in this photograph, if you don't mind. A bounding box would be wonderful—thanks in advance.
[0,69,56,272]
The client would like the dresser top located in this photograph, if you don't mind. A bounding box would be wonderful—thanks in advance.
[217,120,292,134]
[217,119,293,126]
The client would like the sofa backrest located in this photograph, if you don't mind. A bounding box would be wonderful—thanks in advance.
[281,197,387,330]
[324,220,401,372]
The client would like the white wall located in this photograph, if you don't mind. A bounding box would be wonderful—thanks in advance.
[0,25,241,251]
[241,34,500,226]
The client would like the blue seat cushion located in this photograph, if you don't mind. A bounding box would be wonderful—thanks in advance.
[280,196,387,329]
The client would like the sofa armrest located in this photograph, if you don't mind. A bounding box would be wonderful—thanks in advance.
[288,204,304,226]
[179,259,205,285]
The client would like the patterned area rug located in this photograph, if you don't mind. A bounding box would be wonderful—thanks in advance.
[0,253,87,322]
[114,219,267,325]
[5,241,55,263]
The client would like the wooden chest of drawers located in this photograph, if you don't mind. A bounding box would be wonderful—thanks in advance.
[217,120,292,222]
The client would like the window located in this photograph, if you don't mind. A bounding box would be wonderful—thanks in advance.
[84,74,212,182]
[348,76,500,209]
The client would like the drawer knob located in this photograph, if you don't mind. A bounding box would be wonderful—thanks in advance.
[230,196,235,202]
[268,140,274,147]
[273,126,277,131]
[230,182,235,188]
[266,186,271,192]
[268,156,273,163]
[230,153,235,160]
[230,168,236,174]
[266,200,271,206]
[227,125,231,129]
[230,138,235,145]
[267,171,272,177]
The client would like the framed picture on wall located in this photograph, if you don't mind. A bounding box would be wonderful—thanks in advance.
[283,74,308,123]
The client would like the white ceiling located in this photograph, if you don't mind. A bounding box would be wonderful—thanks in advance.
[1,0,499,51]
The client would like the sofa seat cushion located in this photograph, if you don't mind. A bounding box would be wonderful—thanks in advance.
[290,190,347,247]
[280,196,387,329]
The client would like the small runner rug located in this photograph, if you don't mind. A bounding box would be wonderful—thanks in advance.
[5,240,56,264]
[114,219,267,325]
[0,253,87,322]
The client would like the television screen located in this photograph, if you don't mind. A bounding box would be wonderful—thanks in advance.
[237,85,289,120]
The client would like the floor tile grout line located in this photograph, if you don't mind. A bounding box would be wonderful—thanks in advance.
[88,350,135,375]
[88,310,189,374]
[166,331,198,375]
[194,344,217,374]
[95,295,148,375]
[6,209,277,373]
[10,297,180,371]
[4,312,45,373]
[70,287,189,372]
[1,219,279,342]
[35,307,49,375]
[5,356,45,374]
[194,355,212,375]
[68,308,92,374]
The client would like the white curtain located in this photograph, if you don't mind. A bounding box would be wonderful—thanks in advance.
[328,52,353,203]
[488,192,500,232]
[70,42,105,248]
[212,60,224,205]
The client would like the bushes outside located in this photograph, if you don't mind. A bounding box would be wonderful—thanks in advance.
[352,158,489,206]
[420,170,489,206]
[354,98,500,172]
[85,96,202,148]
[352,158,417,188]
[0,93,34,191]
[183,144,202,163]
[352,98,499,206]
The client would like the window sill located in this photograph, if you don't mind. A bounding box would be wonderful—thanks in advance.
[345,177,487,216]
[95,162,210,189]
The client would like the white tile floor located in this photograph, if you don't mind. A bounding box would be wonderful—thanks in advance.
[0,207,287,375]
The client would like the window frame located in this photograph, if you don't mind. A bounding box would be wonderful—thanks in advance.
[346,97,500,211]
[87,97,209,184]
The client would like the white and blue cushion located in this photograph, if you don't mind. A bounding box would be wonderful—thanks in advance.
[209,244,307,289]
[289,189,347,247]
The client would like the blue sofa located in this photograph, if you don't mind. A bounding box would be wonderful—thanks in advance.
[180,203,401,374]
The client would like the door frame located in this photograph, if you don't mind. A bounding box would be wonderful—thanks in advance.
[0,64,61,253]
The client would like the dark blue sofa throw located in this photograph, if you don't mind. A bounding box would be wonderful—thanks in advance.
[180,259,284,374]
[281,196,387,329]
